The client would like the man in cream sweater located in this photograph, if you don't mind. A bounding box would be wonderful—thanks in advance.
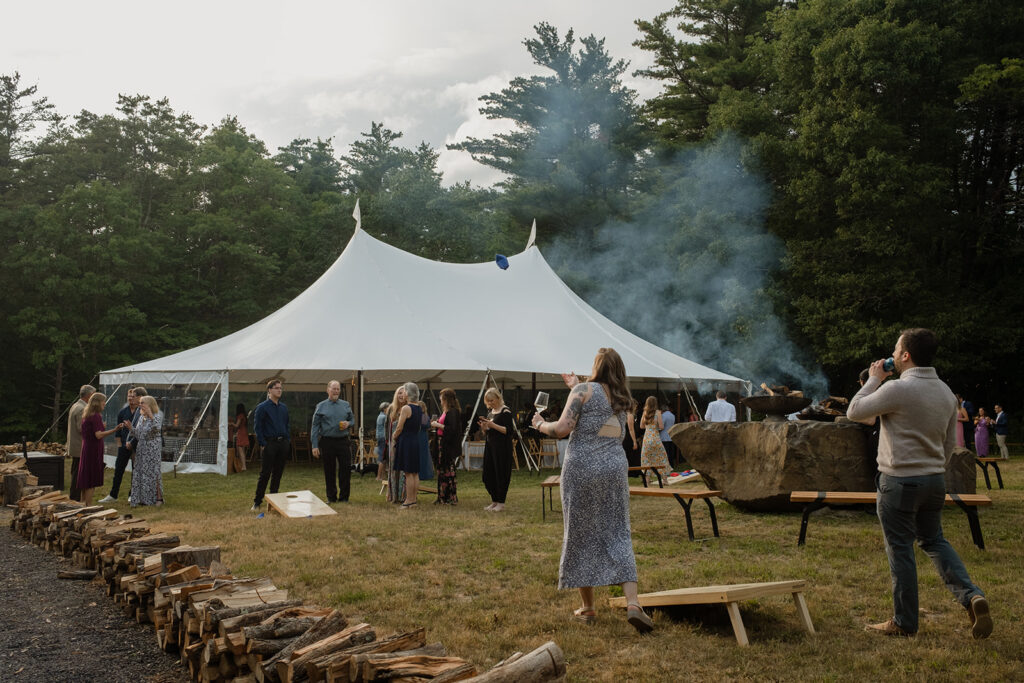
[848,328,991,639]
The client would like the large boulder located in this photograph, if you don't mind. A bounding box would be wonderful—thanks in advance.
[945,447,977,494]
[669,421,875,511]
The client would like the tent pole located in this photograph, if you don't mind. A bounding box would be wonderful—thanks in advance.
[358,371,365,467]
[461,372,491,469]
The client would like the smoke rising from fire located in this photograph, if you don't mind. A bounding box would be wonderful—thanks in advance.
[546,135,830,399]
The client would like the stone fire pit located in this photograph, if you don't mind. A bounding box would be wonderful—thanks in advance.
[670,421,975,512]
[739,395,812,421]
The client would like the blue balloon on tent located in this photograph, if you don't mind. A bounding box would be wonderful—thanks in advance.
[495,254,510,270]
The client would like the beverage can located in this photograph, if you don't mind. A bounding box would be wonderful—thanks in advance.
[883,357,895,372]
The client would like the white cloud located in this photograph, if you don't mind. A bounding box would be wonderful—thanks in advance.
[5,0,669,186]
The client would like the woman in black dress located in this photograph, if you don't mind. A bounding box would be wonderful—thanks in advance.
[479,388,515,512]
[431,388,462,505]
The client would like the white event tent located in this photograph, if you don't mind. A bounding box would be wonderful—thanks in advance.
[101,218,748,474]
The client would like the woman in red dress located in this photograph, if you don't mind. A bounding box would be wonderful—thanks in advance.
[79,392,120,505]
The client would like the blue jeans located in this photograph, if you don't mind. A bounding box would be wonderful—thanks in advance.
[876,472,983,632]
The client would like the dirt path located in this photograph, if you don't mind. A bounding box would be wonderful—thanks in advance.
[0,509,187,683]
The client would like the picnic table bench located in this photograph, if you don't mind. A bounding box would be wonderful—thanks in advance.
[790,490,993,549]
[627,465,664,487]
[541,477,723,541]
[628,486,722,541]
[608,580,814,646]
[975,457,1005,490]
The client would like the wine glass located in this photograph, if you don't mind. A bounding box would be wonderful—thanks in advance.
[534,391,549,414]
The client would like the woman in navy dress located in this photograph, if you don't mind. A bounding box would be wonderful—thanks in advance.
[392,382,424,508]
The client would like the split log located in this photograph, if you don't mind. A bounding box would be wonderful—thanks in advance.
[162,545,222,572]
[461,641,565,683]
[260,609,348,682]
[248,636,299,657]
[164,564,203,586]
[215,601,305,636]
[307,629,426,683]
[348,644,446,682]
[277,623,375,682]
[360,654,475,682]
[244,616,327,641]
[58,569,97,580]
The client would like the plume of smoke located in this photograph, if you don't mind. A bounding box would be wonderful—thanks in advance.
[547,135,830,399]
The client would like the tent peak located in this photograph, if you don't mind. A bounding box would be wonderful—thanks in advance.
[525,219,537,250]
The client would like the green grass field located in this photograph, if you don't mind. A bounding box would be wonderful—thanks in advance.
[75,456,1023,681]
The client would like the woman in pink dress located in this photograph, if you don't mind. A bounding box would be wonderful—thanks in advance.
[955,394,968,447]
[78,392,120,505]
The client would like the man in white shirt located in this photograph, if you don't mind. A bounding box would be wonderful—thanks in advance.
[704,391,736,422]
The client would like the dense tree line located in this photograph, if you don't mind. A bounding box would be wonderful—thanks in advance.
[1,0,1021,442]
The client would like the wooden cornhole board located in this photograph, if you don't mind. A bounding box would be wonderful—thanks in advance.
[265,490,337,517]
[608,580,814,646]
[666,471,702,485]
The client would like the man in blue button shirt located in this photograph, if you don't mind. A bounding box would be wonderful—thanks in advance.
[251,379,290,511]
[311,380,355,503]
[660,403,677,469]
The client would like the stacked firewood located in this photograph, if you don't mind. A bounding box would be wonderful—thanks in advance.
[2,441,67,456]
[9,490,566,683]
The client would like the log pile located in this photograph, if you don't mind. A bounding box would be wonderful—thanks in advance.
[2,441,67,457]
[9,489,566,683]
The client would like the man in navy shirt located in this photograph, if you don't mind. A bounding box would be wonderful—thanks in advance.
[993,405,1009,460]
[251,379,290,511]
[100,387,142,503]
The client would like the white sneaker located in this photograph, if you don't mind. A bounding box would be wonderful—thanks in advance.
[250,503,261,512]
[99,495,116,503]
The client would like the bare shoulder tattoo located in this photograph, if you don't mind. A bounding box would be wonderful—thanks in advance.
[564,383,591,430]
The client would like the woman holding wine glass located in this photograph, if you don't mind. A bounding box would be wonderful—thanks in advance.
[431,388,462,505]
[532,348,654,633]
[480,388,515,512]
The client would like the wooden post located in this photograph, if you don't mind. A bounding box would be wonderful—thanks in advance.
[4,473,27,506]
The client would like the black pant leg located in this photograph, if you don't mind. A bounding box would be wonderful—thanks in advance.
[322,440,338,501]
[70,457,81,501]
[254,445,275,505]
[337,437,351,501]
[110,446,132,498]
[269,441,288,494]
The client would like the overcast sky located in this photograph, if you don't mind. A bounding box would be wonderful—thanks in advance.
[6,0,674,186]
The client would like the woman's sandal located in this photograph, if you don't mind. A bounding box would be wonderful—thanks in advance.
[400,502,418,509]
[626,603,654,633]
[573,607,597,624]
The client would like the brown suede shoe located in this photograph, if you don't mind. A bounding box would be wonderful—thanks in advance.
[864,619,914,637]
[968,596,993,639]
